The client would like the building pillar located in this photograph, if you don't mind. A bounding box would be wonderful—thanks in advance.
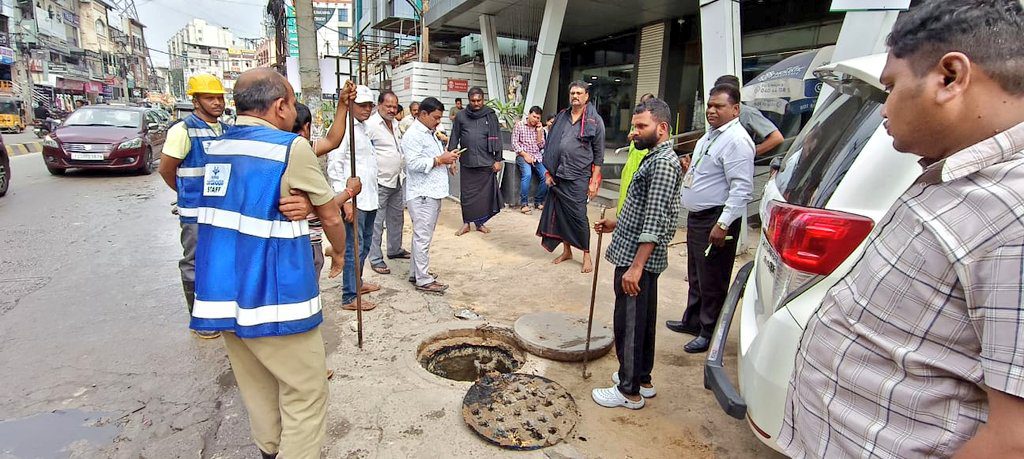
[699,0,745,248]
[699,0,742,93]
[523,0,568,111]
[479,14,504,103]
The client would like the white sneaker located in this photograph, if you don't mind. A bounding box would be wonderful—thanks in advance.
[612,372,657,398]
[591,386,645,410]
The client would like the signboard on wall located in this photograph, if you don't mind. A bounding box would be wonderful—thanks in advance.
[0,46,14,65]
[446,78,468,93]
[62,11,79,27]
[313,7,335,29]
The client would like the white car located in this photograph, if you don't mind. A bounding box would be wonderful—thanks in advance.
[704,53,924,453]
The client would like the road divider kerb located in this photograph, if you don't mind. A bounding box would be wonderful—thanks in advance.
[5,142,42,157]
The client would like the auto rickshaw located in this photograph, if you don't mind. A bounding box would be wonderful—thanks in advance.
[0,97,24,133]
[173,102,194,120]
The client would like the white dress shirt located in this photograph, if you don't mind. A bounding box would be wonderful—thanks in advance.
[365,112,404,189]
[327,120,379,211]
[401,120,450,201]
[680,118,755,226]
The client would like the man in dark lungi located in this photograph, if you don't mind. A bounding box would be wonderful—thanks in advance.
[537,81,605,273]
[448,86,503,236]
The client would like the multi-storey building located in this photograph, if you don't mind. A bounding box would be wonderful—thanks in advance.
[313,0,354,57]
[167,19,257,99]
[4,0,154,118]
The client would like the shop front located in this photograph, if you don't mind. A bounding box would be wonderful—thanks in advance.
[54,77,89,113]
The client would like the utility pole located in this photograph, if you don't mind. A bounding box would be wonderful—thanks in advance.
[421,0,430,62]
[293,0,321,102]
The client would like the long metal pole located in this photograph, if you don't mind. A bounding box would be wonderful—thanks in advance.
[582,206,608,379]
[345,53,364,349]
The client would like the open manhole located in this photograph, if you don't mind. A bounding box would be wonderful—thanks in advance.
[463,373,580,450]
[417,326,526,382]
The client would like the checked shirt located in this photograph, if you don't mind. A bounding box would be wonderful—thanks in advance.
[779,121,1024,457]
[605,140,683,273]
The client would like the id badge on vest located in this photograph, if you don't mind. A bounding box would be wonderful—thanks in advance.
[203,163,231,197]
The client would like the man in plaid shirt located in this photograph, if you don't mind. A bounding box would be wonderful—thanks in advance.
[591,98,682,410]
[512,106,548,213]
[781,1,1024,456]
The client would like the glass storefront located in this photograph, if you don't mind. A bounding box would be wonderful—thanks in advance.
[557,31,637,148]
[575,64,634,146]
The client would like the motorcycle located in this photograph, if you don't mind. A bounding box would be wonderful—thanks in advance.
[33,116,61,139]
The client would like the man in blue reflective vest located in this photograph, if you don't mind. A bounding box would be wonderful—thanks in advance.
[159,74,312,340]
[190,68,348,459]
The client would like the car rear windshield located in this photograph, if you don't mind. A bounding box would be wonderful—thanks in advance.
[64,109,142,128]
[773,82,885,208]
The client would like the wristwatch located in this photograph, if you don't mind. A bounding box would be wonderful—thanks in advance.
[716,222,729,231]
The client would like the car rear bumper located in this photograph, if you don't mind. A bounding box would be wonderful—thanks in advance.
[704,261,753,420]
[43,145,145,170]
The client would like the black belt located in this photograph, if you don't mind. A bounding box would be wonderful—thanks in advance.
[688,206,725,218]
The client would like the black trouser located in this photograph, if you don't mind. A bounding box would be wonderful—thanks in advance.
[613,266,660,396]
[681,206,742,338]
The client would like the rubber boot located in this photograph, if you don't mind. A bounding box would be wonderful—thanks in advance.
[182,280,195,315]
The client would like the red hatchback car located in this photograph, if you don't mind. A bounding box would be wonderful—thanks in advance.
[42,105,167,175]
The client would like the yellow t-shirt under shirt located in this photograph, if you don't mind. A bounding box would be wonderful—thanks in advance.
[161,120,223,160]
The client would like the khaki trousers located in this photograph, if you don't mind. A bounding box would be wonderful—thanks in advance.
[222,327,328,458]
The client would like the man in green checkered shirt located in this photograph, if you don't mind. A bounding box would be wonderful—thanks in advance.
[591,98,683,410]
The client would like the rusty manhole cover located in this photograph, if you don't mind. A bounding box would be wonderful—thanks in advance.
[462,373,579,450]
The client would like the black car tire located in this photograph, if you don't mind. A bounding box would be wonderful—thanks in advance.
[138,148,154,175]
[46,165,66,176]
[0,151,9,197]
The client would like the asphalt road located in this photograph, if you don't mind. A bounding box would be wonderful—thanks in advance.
[4,130,42,147]
[0,154,246,457]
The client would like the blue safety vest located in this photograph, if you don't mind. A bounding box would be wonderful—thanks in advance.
[190,124,321,338]
[175,115,222,223]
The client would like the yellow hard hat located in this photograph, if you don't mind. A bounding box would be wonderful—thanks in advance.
[186,74,226,96]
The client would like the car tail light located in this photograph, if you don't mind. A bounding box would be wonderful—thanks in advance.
[765,201,874,276]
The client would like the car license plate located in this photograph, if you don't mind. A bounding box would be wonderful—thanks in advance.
[71,153,104,161]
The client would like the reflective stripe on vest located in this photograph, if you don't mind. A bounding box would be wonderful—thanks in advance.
[191,125,319,338]
[197,207,310,239]
[175,115,222,223]
[192,295,322,327]
[176,167,205,178]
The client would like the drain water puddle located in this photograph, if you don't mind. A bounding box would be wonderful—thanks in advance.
[426,345,520,381]
[417,328,526,382]
[0,409,119,458]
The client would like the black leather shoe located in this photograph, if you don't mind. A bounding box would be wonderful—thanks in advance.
[684,336,711,354]
[665,320,701,336]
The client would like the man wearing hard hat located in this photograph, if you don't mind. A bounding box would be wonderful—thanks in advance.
[158,74,310,339]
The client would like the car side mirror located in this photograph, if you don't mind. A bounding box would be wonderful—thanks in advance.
[147,122,160,131]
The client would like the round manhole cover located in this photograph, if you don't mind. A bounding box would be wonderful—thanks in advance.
[462,373,580,450]
[513,312,613,362]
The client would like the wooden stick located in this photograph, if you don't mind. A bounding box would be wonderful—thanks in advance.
[582,206,608,379]
[348,102,363,349]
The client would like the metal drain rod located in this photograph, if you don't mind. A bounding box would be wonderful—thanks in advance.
[347,100,364,349]
[582,207,608,379]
